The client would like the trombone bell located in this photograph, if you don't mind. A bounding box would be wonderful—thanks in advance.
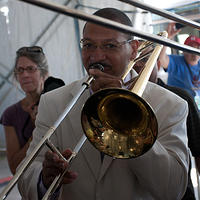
[81,88,158,159]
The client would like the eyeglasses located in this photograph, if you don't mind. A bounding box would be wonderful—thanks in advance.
[14,66,38,75]
[17,46,44,55]
[80,39,133,53]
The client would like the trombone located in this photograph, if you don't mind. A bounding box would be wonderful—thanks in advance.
[0,0,200,199]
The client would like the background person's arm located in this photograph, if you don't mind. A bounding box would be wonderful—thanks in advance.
[4,126,32,174]
[159,22,181,69]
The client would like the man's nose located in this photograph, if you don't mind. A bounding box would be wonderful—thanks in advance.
[89,47,106,62]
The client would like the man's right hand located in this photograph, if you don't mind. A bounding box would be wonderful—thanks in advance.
[89,68,123,92]
[42,149,78,188]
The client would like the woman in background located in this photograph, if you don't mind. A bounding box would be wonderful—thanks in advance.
[0,46,49,174]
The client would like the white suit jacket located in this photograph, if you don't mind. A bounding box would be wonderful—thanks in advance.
[18,73,189,200]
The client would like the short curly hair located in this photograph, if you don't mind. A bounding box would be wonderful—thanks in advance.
[83,8,133,39]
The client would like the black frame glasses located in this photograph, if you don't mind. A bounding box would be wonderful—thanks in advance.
[16,46,44,55]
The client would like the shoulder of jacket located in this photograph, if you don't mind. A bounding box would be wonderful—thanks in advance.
[144,81,188,108]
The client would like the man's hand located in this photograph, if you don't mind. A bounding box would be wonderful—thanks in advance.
[89,68,123,92]
[167,22,182,39]
[42,149,78,188]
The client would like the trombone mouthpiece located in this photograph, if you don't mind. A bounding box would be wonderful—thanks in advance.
[89,64,104,72]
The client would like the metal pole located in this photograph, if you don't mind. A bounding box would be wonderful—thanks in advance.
[17,0,200,56]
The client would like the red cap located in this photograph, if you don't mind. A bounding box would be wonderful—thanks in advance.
[184,35,200,46]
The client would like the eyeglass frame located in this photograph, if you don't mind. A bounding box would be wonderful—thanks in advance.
[80,38,133,52]
[14,65,39,75]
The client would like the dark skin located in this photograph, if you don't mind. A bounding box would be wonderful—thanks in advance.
[42,22,138,188]
[89,68,122,92]
[42,149,77,187]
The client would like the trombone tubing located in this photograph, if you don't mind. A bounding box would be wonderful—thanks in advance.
[132,36,167,96]
[18,0,200,56]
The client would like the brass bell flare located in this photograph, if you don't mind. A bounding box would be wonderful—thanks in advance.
[81,88,158,159]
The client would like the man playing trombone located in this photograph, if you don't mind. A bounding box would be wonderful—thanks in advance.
[18,8,189,200]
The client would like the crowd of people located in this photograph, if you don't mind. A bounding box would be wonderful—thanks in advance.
[0,6,199,200]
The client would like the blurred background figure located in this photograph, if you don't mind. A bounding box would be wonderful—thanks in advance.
[0,46,49,174]
[158,22,200,110]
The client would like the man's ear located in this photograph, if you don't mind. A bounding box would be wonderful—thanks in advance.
[130,40,139,60]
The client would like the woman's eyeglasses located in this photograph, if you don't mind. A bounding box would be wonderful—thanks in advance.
[14,66,38,75]
[17,46,44,55]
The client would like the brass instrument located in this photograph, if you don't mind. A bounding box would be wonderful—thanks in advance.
[1,0,200,200]
[81,38,165,159]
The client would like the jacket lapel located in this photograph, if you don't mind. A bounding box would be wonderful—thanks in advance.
[67,73,140,181]
[97,155,114,181]
[68,79,102,180]
[96,71,138,180]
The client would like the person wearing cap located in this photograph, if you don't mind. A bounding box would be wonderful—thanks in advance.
[159,22,200,109]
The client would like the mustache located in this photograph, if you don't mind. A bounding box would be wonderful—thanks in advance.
[88,62,111,69]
